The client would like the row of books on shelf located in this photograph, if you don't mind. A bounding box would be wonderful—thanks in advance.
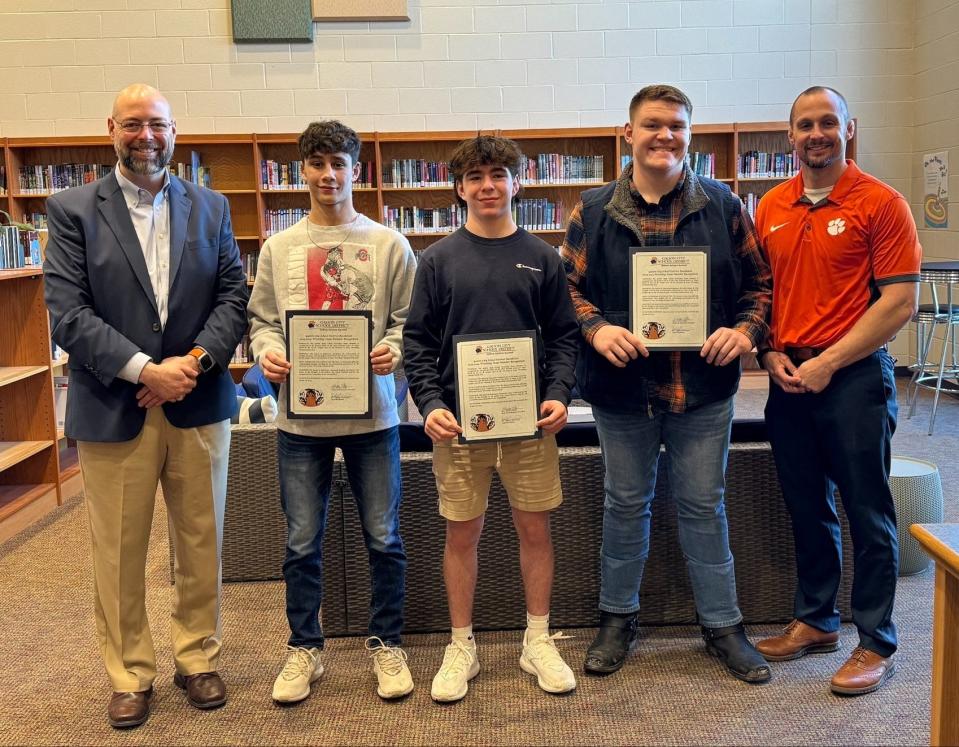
[742,192,760,219]
[380,201,568,235]
[519,154,604,184]
[0,165,5,194]
[12,154,218,193]
[260,159,375,190]
[512,198,566,231]
[232,335,252,364]
[244,250,258,283]
[383,204,464,234]
[2,151,802,198]
[25,212,47,229]
[265,207,309,236]
[737,151,800,179]
[688,152,716,179]
[16,163,112,194]
[0,226,42,269]
[382,154,607,189]
[615,151,798,181]
[620,153,717,179]
[383,159,451,188]
[168,151,211,189]
[263,201,565,241]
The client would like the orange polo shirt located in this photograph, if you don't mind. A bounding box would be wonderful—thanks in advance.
[755,160,921,351]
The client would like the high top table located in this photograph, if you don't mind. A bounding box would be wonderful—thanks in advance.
[910,523,959,746]
[909,261,959,435]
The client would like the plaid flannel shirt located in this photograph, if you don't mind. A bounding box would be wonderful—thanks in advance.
[561,166,771,413]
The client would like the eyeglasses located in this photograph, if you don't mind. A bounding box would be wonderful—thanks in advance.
[113,119,174,134]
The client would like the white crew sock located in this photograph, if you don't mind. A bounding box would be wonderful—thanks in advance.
[451,625,474,646]
[525,612,550,643]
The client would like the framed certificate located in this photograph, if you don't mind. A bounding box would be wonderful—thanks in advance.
[285,310,373,419]
[629,246,710,351]
[453,331,541,444]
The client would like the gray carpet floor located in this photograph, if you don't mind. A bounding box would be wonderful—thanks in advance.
[0,381,955,746]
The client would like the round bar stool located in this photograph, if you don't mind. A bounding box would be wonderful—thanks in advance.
[906,261,959,435]
[889,456,944,575]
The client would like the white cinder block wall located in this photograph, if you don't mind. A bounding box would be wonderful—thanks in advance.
[0,0,915,181]
[2,0,956,361]
[906,0,959,375]
[914,0,958,264]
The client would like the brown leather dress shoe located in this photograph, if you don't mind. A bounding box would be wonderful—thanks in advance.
[830,646,895,695]
[755,619,840,661]
[174,671,227,709]
[107,686,153,729]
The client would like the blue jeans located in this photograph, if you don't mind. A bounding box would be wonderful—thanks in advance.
[592,396,742,628]
[278,427,406,649]
[765,350,898,657]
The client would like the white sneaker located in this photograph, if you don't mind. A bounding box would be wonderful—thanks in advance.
[365,636,414,699]
[520,631,577,693]
[272,646,323,703]
[430,640,480,702]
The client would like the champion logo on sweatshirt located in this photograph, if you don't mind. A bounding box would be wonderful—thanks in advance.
[515,263,542,272]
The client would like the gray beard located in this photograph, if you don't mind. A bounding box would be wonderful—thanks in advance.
[118,143,174,176]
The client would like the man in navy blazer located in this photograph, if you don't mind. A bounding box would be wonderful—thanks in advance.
[43,84,248,729]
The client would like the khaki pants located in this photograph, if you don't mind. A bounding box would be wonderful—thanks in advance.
[78,407,230,692]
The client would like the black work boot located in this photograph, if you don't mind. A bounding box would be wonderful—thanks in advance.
[584,611,639,675]
[701,623,772,683]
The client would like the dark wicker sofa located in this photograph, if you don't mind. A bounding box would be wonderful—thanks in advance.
[212,419,855,636]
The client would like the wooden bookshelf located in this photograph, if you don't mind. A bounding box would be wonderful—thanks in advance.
[255,132,378,244]
[3,123,857,258]
[229,361,254,384]
[0,440,53,471]
[0,365,49,387]
[617,121,856,216]
[0,482,57,523]
[733,120,856,218]
[0,121,859,537]
[0,264,61,536]
[59,446,79,480]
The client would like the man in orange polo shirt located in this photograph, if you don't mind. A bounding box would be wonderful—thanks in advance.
[753,86,921,696]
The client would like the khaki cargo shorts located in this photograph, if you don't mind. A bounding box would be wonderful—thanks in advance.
[432,433,563,521]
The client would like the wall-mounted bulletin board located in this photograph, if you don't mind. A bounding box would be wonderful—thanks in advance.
[231,0,314,42]
[312,0,409,21]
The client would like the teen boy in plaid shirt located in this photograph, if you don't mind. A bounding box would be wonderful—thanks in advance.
[561,84,773,683]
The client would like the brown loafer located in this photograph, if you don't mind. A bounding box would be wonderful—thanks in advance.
[107,686,153,729]
[174,671,227,709]
[755,619,840,661]
[830,646,895,695]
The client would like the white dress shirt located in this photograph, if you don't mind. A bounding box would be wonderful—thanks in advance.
[114,165,173,384]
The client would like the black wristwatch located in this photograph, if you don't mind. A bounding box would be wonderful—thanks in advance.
[188,346,215,374]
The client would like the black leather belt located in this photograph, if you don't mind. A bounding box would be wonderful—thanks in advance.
[784,346,825,362]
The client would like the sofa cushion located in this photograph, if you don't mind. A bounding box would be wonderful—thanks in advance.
[232,394,278,424]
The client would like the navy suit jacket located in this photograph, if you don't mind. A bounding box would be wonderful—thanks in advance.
[44,172,249,442]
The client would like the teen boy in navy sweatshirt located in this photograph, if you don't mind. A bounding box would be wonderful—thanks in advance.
[403,136,579,703]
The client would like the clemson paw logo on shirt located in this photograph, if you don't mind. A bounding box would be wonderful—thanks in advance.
[827,218,846,236]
